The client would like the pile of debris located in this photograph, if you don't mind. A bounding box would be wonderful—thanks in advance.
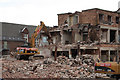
[2,55,107,78]
[57,55,94,67]
[55,55,95,78]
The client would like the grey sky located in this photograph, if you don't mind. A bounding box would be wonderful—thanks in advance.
[0,0,120,26]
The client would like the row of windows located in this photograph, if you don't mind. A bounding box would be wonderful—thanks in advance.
[68,14,119,26]
[99,14,119,24]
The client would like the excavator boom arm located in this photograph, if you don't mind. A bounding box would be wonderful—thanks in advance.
[31,21,45,47]
[31,21,52,48]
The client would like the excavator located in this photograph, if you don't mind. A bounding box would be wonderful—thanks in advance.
[95,50,120,79]
[16,21,52,60]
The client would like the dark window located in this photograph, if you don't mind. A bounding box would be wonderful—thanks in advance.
[110,30,116,43]
[99,14,104,22]
[116,17,119,24]
[32,51,37,53]
[19,49,25,53]
[108,15,112,22]
[101,51,109,62]
[27,50,31,53]
[83,32,88,41]
[27,50,37,53]
[110,51,116,62]
[65,41,70,44]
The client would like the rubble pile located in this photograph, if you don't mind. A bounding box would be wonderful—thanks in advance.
[56,55,95,78]
[2,55,107,78]
[57,55,94,67]
[80,55,95,66]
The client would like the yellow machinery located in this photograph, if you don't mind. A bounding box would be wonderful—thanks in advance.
[16,47,40,59]
[16,47,39,55]
[16,21,52,59]
[95,57,120,79]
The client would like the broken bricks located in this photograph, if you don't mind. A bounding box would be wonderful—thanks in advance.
[2,55,107,78]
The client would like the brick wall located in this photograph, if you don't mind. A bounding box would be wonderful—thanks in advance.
[2,41,24,52]
[58,8,120,27]
[96,9,119,27]
[81,9,97,25]
[58,13,72,26]
[100,44,120,47]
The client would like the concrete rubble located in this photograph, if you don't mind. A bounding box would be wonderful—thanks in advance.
[2,55,108,78]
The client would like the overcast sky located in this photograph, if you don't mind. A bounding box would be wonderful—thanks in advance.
[0,0,120,26]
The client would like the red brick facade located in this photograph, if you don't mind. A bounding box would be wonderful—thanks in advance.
[2,41,24,52]
[58,8,119,27]
[58,13,72,26]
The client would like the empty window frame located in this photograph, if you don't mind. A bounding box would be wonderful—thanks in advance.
[69,16,72,26]
[101,50,109,62]
[116,17,119,24]
[101,29,108,43]
[99,14,104,22]
[74,15,79,24]
[83,32,88,41]
[110,51,116,62]
[23,34,28,42]
[3,41,7,49]
[110,30,116,43]
[108,15,112,22]
[42,36,48,43]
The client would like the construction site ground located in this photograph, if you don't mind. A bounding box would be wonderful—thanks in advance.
[1,54,115,79]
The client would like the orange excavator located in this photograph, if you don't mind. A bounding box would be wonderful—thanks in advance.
[16,21,52,60]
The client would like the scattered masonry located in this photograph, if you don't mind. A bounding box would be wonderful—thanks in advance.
[2,55,108,78]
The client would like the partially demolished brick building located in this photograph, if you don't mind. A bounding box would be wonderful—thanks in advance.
[40,8,120,61]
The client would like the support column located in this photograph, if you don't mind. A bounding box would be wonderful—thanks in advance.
[72,30,75,43]
[116,30,119,43]
[117,47,119,63]
[108,50,110,61]
[54,45,57,61]
[99,48,101,59]
[107,29,110,43]
[60,29,64,45]
[77,44,81,57]
[69,49,72,59]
